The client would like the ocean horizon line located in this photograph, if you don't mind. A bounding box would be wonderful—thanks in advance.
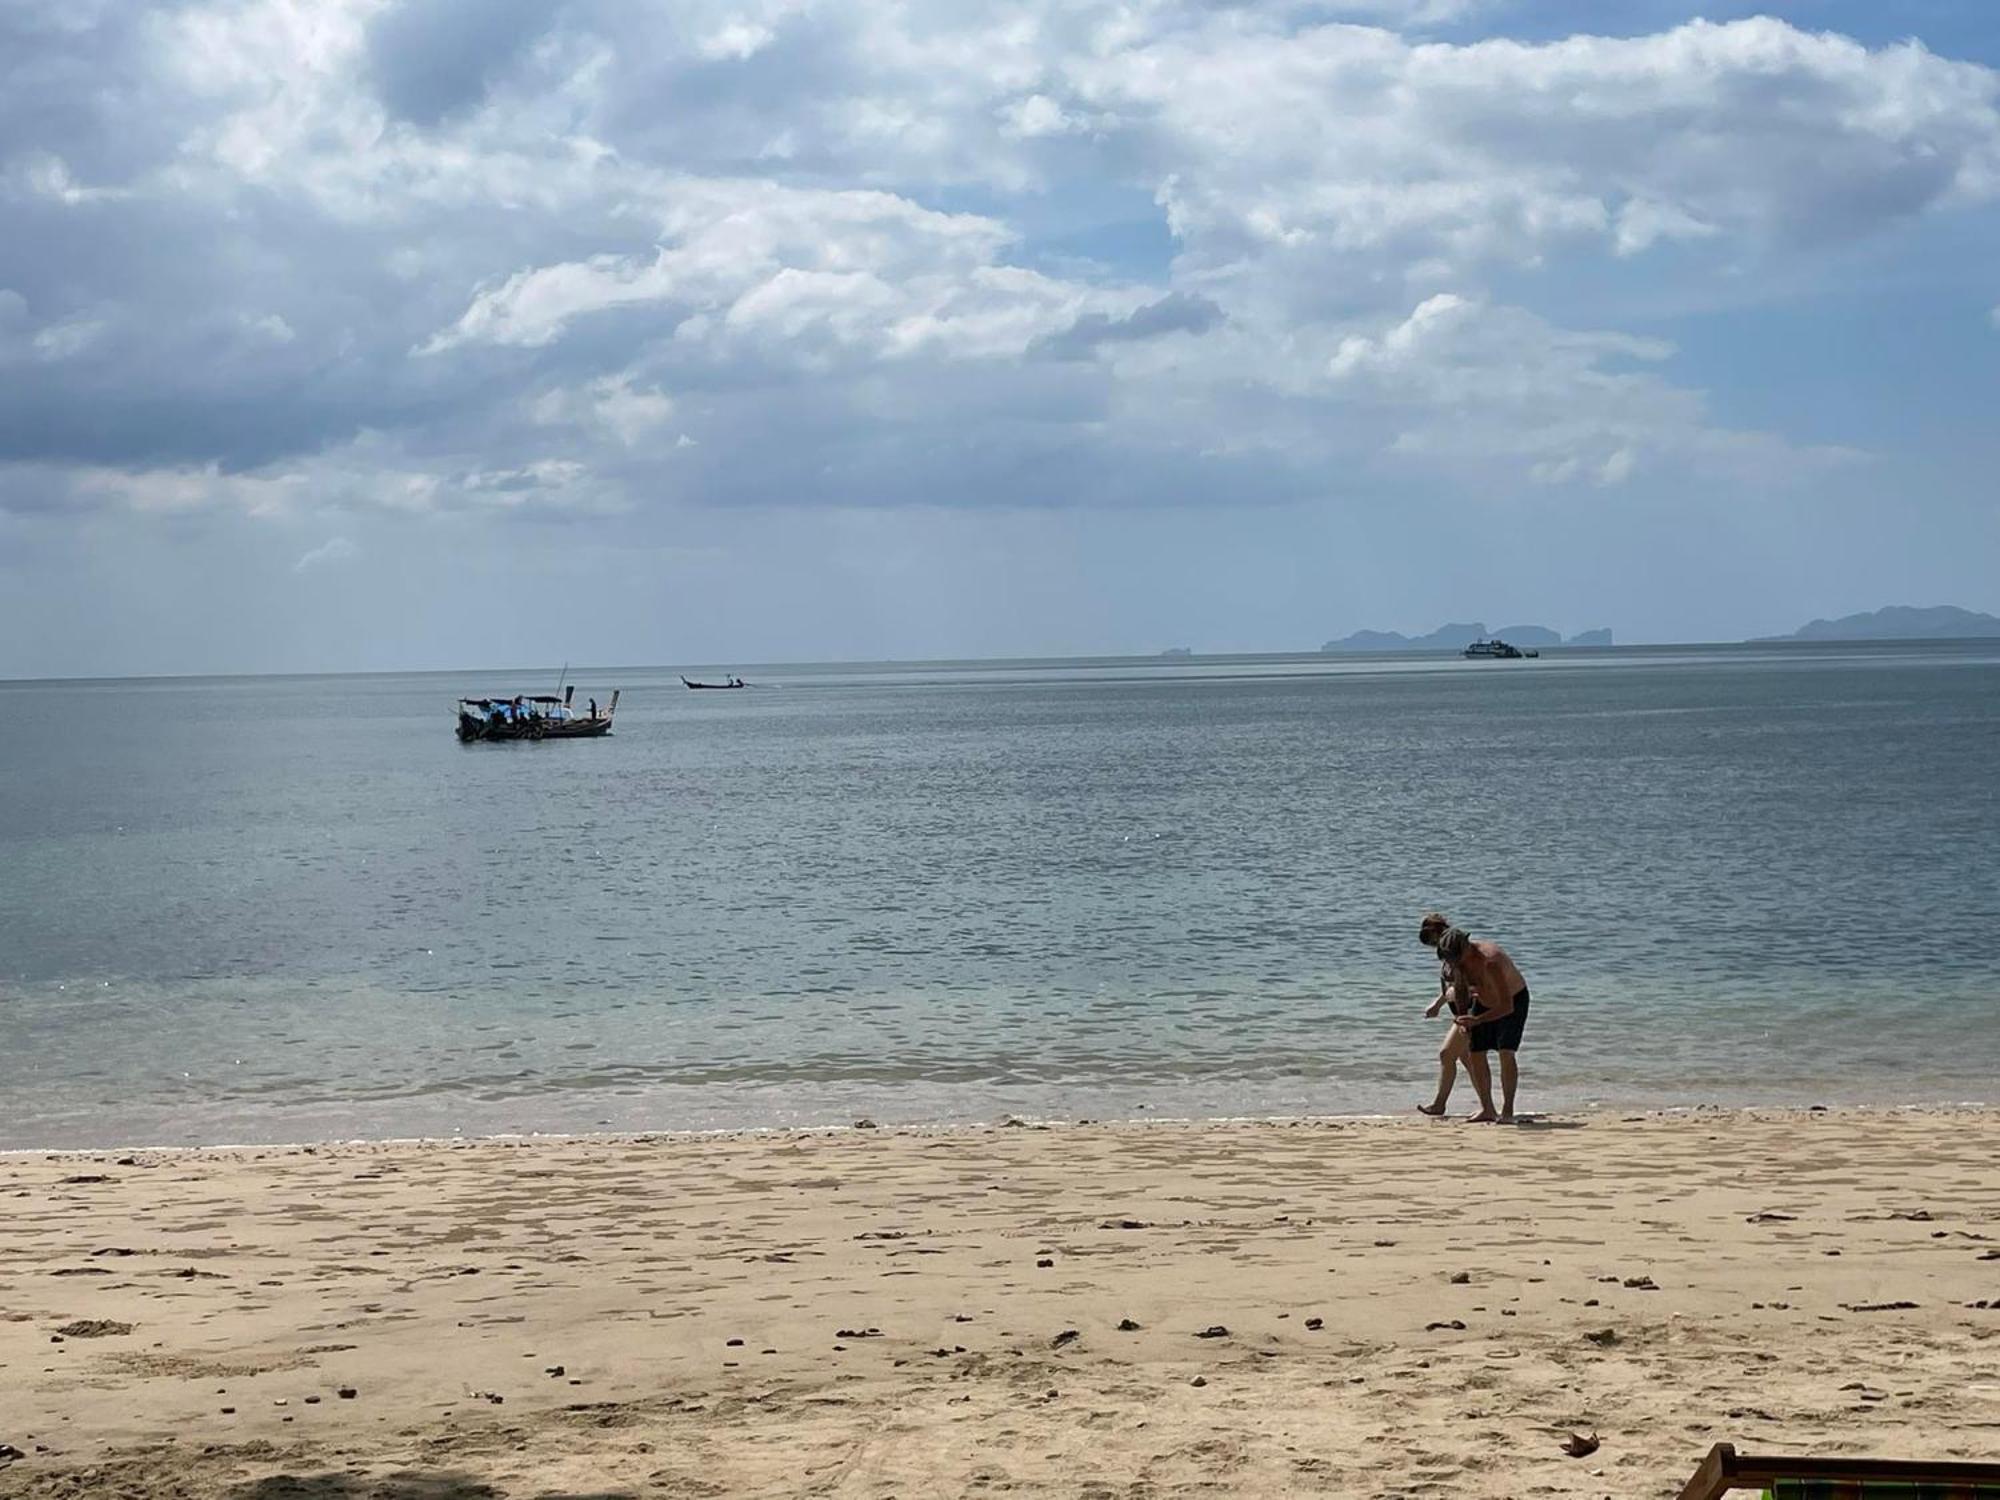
[6,635,1986,688]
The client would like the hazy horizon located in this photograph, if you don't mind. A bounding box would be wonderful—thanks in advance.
[12,625,2000,686]
[5,2,1998,678]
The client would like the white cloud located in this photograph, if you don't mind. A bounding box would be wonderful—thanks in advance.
[531,375,675,445]
[1073,15,2000,302]
[33,319,107,360]
[1315,292,1847,487]
[294,535,358,571]
[0,1,1988,544]
[425,179,1110,365]
[696,21,775,62]
[999,94,1082,140]
[243,312,297,343]
[18,154,131,205]
[72,463,306,517]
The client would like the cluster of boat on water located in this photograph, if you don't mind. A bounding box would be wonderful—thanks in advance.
[454,673,753,741]
[458,645,1536,742]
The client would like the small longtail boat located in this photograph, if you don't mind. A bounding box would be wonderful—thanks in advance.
[681,675,746,689]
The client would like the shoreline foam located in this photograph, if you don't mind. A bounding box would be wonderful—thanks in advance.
[3,1095,1994,1160]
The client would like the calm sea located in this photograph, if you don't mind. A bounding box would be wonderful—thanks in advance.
[2,643,1996,1149]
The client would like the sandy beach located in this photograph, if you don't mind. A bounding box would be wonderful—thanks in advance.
[4,1108,1998,1499]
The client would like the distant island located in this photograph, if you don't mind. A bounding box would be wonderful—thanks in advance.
[1159,647,1194,658]
[1321,621,1611,652]
[1753,604,2000,642]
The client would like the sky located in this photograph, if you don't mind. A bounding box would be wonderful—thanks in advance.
[2,0,1998,676]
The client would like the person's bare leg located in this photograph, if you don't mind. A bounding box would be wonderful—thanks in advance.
[1463,1051,1498,1122]
[1420,1028,1467,1115]
[1499,1051,1519,1122]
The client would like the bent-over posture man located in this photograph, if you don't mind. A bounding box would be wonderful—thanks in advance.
[1416,912,1477,1116]
[1437,927,1531,1122]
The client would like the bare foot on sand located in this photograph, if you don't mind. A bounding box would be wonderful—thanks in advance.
[1465,1110,1499,1124]
[1418,1103,1448,1117]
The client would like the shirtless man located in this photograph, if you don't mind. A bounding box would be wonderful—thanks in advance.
[1436,926,1531,1123]
[1416,912,1477,1116]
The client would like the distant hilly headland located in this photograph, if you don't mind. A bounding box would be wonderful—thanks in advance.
[1321,621,1611,652]
[1754,605,2000,642]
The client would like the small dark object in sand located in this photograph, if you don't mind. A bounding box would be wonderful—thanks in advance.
[1840,1301,1919,1312]
[1979,1250,2000,1261]
[475,1392,503,1405]
[853,1119,877,1130]
[1190,1376,1207,1388]
[1623,1276,1658,1290]
[1425,1320,1466,1331]
[54,1321,130,1339]
[726,1339,744,1347]
[545,1366,566,1376]
[59,1175,112,1185]
[1102,1219,1150,1230]
[0,1445,26,1464]
[336,1387,356,1400]
[303,1396,320,1405]
[1036,1258,1054,1269]
[220,1407,235,1416]
[1304,1317,1324,1331]
[1561,1432,1600,1458]
[1194,1326,1229,1339]
[1051,1330,1079,1349]
[1583,1328,1619,1346]
[835,1328,882,1339]
[1747,1212,1796,1223]
[1117,1318,1141,1331]
[91,1247,137,1257]
[1448,1272,1470,1284]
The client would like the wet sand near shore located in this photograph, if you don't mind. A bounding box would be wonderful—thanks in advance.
[3,1108,1998,1499]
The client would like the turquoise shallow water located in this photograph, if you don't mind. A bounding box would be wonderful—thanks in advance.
[2,642,1997,1148]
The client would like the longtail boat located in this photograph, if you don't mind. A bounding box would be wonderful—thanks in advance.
[680,675,746,689]
[455,686,618,742]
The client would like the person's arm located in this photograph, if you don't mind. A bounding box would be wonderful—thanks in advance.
[1423,969,1449,1018]
[1452,958,1512,1027]
[1455,991,1512,1028]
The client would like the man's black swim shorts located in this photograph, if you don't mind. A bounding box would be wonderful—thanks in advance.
[1469,989,1530,1053]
